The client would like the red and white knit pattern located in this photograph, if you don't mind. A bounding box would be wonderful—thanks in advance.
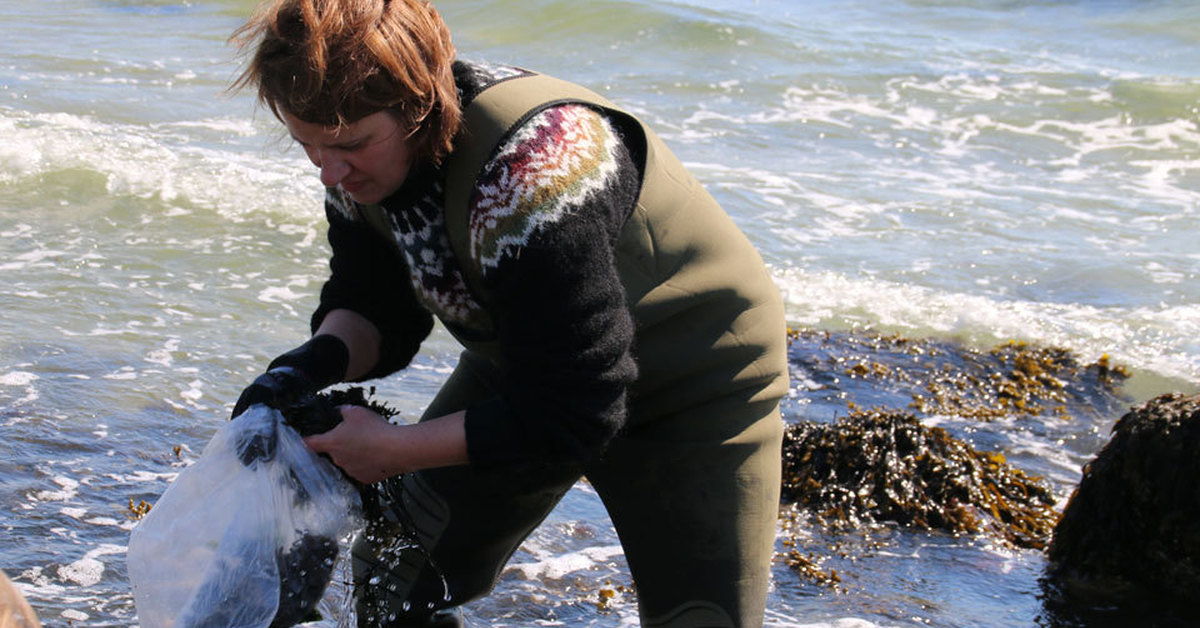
[468,104,622,274]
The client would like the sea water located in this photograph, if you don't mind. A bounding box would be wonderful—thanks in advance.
[1,0,1197,626]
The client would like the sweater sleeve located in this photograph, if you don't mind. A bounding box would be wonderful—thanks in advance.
[461,104,641,471]
[312,190,435,381]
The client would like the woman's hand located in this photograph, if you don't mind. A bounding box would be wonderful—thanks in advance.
[303,406,469,484]
[304,405,405,484]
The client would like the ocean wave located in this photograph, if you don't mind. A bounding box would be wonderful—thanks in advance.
[0,108,321,220]
[774,266,1200,387]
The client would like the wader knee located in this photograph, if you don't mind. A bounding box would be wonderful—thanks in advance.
[352,473,469,627]
[642,600,736,628]
[352,463,579,628]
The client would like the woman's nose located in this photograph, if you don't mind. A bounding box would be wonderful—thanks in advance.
[318,152,351,187]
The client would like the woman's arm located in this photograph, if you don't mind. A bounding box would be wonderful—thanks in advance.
[458,104,640,470]
[312,308,382,382]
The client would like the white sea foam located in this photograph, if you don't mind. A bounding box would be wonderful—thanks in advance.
[34,476,79,502]
[507,545,625,581]
[105,470,180,484]
[57,558,103,587]
[145,337,181,367]
[705,72,1200,215]
[168,117,258,136]
[0,248,70,272]
[61,609,90,622]
[257,285,309,304]
[0,109,321,220]
[774,267,1200,384]
[179,379,205,406]
[56,544,124,588]
[764,617,885,628]
[0,371,38,386]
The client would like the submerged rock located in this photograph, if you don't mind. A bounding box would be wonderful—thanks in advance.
[1042,393,1200,624]
[781,410,1058,550]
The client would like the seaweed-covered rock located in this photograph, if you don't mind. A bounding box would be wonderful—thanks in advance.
[781,410,1058,549]
[1043,393,1200,623]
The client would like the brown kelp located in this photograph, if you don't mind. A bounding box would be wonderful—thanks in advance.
[786,327,1129,423]
[779,327,1134,588]
[781,410,1058,550]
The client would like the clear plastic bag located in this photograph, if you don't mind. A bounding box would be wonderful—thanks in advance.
[128,405,362,628]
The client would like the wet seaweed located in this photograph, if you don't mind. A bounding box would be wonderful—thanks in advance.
[595,580,635,613]
[777,505,845,589]
[127,498,152,520]
[777,327,1138,587]
[786,327,1130,423]
[269,386,404,628]
[781,410,1059,551]
[287,387,456,627]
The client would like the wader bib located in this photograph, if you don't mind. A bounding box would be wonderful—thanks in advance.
[352,71,787,628]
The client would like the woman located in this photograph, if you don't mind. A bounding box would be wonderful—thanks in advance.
[229,1,788,626]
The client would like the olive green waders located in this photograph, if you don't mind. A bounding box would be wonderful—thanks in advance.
[349,70,788,627]
[352,351,783,628]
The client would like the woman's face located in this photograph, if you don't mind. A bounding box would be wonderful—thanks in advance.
[282,109,417,205]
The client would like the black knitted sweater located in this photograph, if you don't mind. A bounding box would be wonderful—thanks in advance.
[311,62,641,471]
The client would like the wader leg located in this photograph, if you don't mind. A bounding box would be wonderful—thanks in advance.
[586,395,783,628]
[352,352,580,627]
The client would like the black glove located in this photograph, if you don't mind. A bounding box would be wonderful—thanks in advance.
[231,335,350,419]
[231,367,313,419]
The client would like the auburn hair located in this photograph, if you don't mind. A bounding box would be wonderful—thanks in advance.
[231,0,461,165]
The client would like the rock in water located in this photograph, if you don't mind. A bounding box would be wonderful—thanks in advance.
[1044,393,1200,624]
